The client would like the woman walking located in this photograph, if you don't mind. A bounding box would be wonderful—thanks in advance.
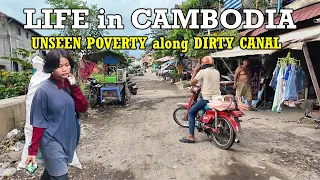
[26,49,88,179]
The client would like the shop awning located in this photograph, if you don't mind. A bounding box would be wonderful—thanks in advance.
[210,48,276,58]
[240,2,320,37]
[210,25,320,58]
[280,25,320,49]
[156,56,175,62]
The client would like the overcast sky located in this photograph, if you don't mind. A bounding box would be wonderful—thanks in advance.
[0,0,184,58]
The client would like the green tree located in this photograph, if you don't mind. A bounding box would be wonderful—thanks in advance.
[145,0,242,60]
[181,0,220,12]
[146,29,171,40]
[45,0,108,56]
[44,0,110,82]
[146,28,171,60]
[0,48,36,70]
[145,23,172,55]
[181,0,220,34]
[243,0,270,10]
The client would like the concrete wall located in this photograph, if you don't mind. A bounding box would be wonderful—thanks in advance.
[0,95,26,140]
[0,13,12,71]
[0,14,42,71]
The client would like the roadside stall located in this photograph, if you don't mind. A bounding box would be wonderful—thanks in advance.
[210,25,320,128]
[82,50,128,106]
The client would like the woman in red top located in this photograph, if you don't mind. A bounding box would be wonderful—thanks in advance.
[26,49,88,179]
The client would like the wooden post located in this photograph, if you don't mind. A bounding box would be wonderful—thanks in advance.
[302,43,320,103]
[256,0,259,9]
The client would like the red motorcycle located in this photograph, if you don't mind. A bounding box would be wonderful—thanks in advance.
[173,86,244,150]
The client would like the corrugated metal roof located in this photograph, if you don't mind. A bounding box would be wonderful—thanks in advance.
[240,2,320,37]
[285,0,320,10]
[211,25,320,58]
[156,56,175,62]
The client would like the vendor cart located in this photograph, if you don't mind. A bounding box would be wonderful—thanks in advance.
[100,56,127,105]
[82,51,128,106]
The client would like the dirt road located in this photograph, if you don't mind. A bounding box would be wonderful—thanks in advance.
[7,72,320,180]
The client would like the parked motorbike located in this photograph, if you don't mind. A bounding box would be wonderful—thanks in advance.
[173,86,244,150]
[85,78,102,107]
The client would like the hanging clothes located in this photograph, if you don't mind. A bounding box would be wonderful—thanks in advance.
[284,64,298,101]
[272,65,286,113]
[283,64,291,81]
[250,61,261,100]
[79,58,96,79]
[269,64,280,90]
[296,66,306,93]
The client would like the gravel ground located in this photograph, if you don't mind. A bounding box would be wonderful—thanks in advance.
[3,72,320,180]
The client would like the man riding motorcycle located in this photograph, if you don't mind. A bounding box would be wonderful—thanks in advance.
[180,56,221,143]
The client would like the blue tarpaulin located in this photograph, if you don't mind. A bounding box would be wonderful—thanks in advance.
[103,56,118,65]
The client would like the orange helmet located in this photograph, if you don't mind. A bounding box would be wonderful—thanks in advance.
[201,56,214,65]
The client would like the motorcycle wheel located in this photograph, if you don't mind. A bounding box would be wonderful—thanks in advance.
[173,107,189,128]
[120,88,126,106]
[88,90,98,108]
[211,117,236,150]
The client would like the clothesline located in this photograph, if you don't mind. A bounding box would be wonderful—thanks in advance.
[277,52,301,67]
[270,52,306,113]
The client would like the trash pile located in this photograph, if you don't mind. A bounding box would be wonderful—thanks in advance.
[0,129,24,154]
[0,129,25,179]
[0,162,17,179]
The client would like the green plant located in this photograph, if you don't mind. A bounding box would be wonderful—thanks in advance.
[0,70,32,100]
[243,0,270,10]
[90,73,105,83]
[0,48,36,70]
[169,70,180,79]
[45,0,108,56]
[183,82,191,88]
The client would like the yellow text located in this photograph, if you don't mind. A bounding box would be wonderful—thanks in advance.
[193,37,234,50]
[152,37,189,53]
[240,37,282,50]
[86,36,148,50]
[31,37,81,50]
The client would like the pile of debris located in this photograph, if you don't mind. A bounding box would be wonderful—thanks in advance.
[0,129,24,154]
[0,129,25,178]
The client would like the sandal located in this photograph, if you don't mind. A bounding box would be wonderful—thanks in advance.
[179,137,195,143]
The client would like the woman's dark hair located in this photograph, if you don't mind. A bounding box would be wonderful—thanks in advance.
[43,49,74,73]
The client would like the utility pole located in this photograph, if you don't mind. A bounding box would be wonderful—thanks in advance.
[200,0,204,36]
[218,0,221,31]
